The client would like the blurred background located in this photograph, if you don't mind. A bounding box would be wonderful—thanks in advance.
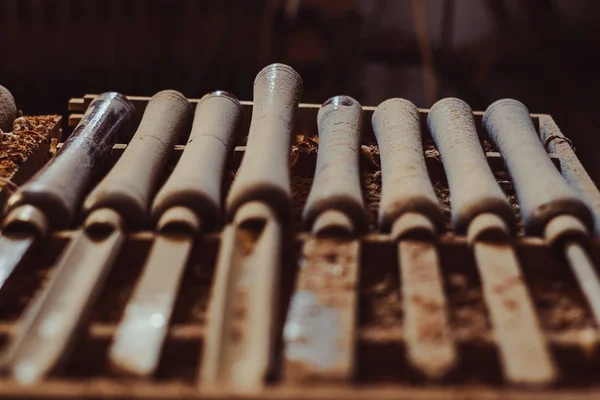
[1,0,599,177]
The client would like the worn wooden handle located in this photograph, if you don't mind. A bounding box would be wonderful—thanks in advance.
[151,91,242,232]
[4,92,135,230]
[372,98,444,234]
[483,99,594,235]
[83,90,193,229]
[0,85,17,132]
[427,98,515,234]
[302,95,366,232]
[226,63,303,222]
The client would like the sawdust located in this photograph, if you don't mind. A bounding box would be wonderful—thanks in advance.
[529,276,596,331]
[0,115,58,180]
[433,182,452,229]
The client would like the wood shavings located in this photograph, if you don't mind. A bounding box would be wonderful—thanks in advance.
[0,115,58,180]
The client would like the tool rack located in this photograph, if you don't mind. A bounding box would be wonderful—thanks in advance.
[0,95,599,399]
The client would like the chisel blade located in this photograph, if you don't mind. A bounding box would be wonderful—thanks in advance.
[109,233,194,377]
[201,201,281,392]
[283,236,359,383]
[399,239,456,379]
[0,214,125,384]
[0,233,36,290]
[473,240,557,386]
[564,241,600,326]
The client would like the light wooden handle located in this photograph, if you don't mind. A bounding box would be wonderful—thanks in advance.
[226,63,303,222]
[4,92,135,230]
[372,98,444,233]
[483,99,594,235]
[83,90,193,229]
[302,95,366,232]
[0,85,17,132]
[427,98,515,234]
[151,91,242,232]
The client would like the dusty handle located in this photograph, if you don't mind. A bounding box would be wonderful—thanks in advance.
[483,99,594,235]
[4,92,135,230]
[151,91,242,232]
[83,90,193,229]
[302,95,366,232]
[427,98,515,234]
[372,98,444,233]
[0,85,17,132]
[226,63,303,223]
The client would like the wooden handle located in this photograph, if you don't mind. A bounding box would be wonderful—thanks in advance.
[302,95,366,232]
[226,63,303,223]
[4,92,135,230]
[0,85,17,132]
[483,99,594,235]
[83,90,193,229]
[372,98,444,234]
[427,98,515,234]
[151,91,242,232]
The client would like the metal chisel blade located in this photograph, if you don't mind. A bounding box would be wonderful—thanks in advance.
[109,233,194,377]
[0,226,125,384]
[399,239,456,379]
[201,202,281,392]
[0,233,36,290]
[473,241,557,386]
[564,241,600,326]
[283,236,359,383]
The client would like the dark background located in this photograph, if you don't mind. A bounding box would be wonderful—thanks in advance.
[2,0,600,178]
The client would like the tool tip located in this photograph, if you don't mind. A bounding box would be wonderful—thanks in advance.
[12,360,45,385]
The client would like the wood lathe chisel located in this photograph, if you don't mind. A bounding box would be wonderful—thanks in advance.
[0,92,135,291]
[484,99,600,332]
[283,95,366,383]
[428,98,557,385]
[0,90,192,384]
[372,98,456,379]
[201,63,302,391]
[109,90,242,377]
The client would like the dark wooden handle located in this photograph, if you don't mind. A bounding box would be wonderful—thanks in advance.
[427,98,515,234]
[0,85,17,132]
[483,99,594,235]
[225,63,303,222]
[83,90,193,229]
[151,91,242,231]
[4,92,135,229]
[372,98,444,233]
[302,95,366,232]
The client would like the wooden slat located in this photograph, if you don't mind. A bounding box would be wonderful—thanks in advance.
[0,380,599,400]
[67,96,542,143]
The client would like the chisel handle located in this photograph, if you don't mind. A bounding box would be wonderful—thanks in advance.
[83,90,193,229]
[372,98,444,234]
[427,98,515,234]
[483,99,594,235]
[4,92,135,230]
[151,91,242,232]
[226,63,303,223]
[302,95,366,232]
[0,85,17,132]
